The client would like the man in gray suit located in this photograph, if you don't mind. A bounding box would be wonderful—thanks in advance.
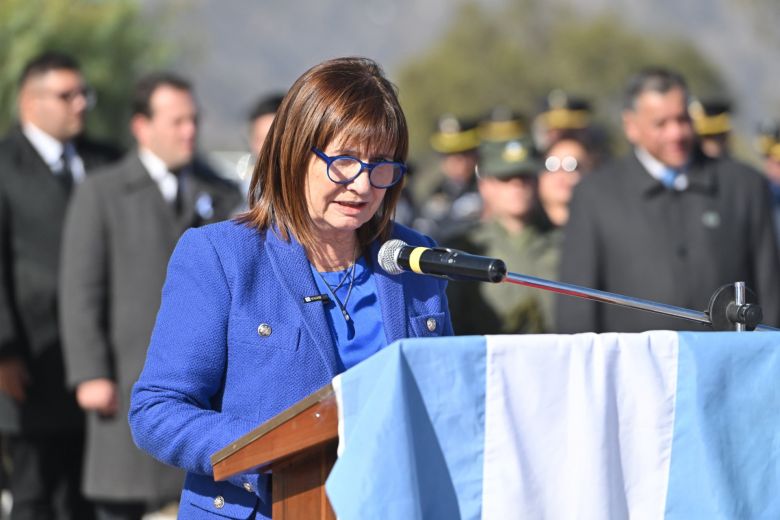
[59,72,241,520]
[556,68,780,332]
[0,51,120,520]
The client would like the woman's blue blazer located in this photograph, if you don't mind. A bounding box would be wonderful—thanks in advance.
[129,220,453,519]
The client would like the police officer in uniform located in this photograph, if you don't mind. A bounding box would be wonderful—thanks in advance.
[445,136,560,335]
[413,114,482,241]
[532,90,593,151]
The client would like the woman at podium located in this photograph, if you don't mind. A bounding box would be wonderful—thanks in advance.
[128,57,453,519]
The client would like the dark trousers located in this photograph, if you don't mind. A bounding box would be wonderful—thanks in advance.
[94,501,146,520]
[5,432,93,520]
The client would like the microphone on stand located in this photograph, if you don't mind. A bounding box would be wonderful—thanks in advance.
[377,239,506,283]
[378,240,779,332]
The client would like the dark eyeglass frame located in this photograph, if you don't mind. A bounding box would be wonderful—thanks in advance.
[45,86,96,107]
[311,147,407,189]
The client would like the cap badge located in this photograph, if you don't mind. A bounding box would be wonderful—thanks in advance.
[502,141,528,163]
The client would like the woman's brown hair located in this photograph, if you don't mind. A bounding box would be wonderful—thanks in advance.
[238,57,408,252]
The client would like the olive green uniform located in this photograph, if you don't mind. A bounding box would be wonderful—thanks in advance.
[445,220,560,335]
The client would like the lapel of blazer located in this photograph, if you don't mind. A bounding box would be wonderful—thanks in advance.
[176,172,199,231]
[369,238,409,343]
[122,153,182,243]
[10,127,70,215]
[177,170,216,231]
[624,152,665,199]
[9,127,67,195]
[265,228,340,375]
[175,163,236,232]
[685,152,718,194]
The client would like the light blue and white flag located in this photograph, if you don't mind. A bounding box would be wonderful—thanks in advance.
[325,332,780,519]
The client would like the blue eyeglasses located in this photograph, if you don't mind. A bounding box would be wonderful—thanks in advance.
[312,147,407,189]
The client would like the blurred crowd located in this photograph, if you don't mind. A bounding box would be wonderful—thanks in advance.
[1,50,779,519]
[409,75,780,336]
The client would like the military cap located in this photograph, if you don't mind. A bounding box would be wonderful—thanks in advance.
[756,120,780,157]
[689,98,732,136]
[430,114,480,154]
[478,106,527,142]
[477,137,543,179]
[538,90,592,130]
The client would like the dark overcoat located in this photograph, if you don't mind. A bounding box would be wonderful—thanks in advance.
[0,126,120,434]
[59,152,242,500]
[556,152,780,332]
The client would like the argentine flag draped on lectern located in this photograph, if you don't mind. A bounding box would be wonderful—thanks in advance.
[325,332,780,519]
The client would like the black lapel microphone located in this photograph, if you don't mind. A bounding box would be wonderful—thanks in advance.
[303,294,331,304]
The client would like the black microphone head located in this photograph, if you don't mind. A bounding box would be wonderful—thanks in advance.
[378,239,407,275]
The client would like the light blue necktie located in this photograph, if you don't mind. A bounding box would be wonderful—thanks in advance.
[660,167,678,189]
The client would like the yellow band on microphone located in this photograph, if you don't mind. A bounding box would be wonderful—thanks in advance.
[409,247,427,274]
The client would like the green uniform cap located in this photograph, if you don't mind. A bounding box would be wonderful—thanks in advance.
[477,138,543,179]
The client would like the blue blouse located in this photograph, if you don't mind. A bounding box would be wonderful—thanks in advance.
[310,256,386,369]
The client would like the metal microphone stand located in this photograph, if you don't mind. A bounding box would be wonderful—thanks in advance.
[376,240,776,332]
[502,271,777,332]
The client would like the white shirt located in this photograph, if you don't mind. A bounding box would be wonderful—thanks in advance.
[138,148,179,204]
[22,122,86,183]
[634,147,689,191]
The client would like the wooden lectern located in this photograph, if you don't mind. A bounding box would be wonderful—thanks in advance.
[211,384,338,519]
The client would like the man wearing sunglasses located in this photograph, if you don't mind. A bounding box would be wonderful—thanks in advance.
[0,51,121,519]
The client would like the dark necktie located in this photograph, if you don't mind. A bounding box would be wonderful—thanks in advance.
[57,151,74,194]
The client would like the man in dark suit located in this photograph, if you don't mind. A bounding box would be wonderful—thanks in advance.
[556,68,780,332]
[0,52,120,519]
[59,72,241,520]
